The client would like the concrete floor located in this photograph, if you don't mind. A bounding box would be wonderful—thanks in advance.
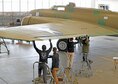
[0,36,118,84]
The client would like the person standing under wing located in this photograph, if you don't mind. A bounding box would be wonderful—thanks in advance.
[33,39,52,83]
[67,38,79,69]
[49,47,60,84]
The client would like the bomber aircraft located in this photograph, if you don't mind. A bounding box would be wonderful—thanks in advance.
[0,2,118,51]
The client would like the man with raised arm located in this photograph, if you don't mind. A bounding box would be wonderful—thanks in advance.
[33,39,52,83]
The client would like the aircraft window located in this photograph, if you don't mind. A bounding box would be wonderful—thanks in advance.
[57,7,65,11]
[52,6,65,11]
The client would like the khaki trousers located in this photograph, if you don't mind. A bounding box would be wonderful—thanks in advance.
[52,68,59,84]
[67,52,74,68]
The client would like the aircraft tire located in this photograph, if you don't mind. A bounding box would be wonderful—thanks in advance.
[57,39,68,52]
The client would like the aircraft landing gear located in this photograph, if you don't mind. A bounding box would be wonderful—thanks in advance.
[57,39,68,52]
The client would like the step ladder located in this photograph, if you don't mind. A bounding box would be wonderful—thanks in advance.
[113,57,118,70]
[0,38,10,55]
[32,61,54,84]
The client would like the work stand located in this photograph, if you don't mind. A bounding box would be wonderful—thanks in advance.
[0,38,10,55]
